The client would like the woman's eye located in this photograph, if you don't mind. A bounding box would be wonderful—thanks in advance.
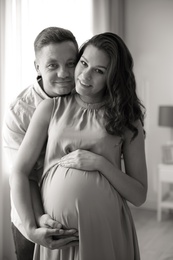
[80,60,87,66]
[95,69,104,74]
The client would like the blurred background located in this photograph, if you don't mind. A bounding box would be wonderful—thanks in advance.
[0,0,173,259]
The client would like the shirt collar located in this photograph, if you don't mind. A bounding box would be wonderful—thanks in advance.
[34,76,72,99]
[34,76,51,99]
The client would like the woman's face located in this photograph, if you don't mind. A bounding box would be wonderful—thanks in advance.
[75,45,110,103]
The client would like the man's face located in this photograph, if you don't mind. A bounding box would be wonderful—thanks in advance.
[35,41,78,97]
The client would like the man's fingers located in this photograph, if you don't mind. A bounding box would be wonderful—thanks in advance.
[65,241,79,247]
[63,229,78,236]
[46,228,78,238]
[50,236,79,250]
[54,240,79,250]
[46,228,64,236]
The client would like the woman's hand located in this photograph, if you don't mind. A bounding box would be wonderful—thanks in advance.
[39,213,78,237]
[58,149,102,171]
[29,226,79,250]
[37,214,79,249]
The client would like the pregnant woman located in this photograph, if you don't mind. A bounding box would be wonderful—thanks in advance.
[11,32,147,260]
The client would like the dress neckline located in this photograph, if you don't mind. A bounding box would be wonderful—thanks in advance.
[75,94,106,110]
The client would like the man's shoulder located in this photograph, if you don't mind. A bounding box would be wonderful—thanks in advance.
[4,83,43,132]
[9,83,43,112]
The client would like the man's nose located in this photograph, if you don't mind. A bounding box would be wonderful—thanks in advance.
[57,66,69,78]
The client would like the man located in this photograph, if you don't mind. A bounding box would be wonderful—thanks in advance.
[3,26,79,260]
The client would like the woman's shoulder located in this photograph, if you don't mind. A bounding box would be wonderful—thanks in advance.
[39,95,73,109]
[39,93,76,113]
[33,99,55,125]
[47,93,76,117]
[123,119,145,142]
[38,98,54,111]
[53,92,75,103]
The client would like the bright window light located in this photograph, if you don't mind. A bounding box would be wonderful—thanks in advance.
[4,0,93,107]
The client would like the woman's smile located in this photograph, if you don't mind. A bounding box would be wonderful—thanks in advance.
[78,79,92,88]
[75,45,109,103]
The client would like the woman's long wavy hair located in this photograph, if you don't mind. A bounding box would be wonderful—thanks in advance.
[78,32,145,140]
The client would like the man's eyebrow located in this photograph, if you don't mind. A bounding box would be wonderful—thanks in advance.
[47,58,76,63]
[45,58,58,63]
[81,55,107,70]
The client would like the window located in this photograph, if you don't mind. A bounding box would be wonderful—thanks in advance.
[3,0,93,108]
[0,1,93,258]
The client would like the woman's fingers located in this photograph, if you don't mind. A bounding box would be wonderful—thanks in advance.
[40,214,62,228]
[59,149,99,171]
[39,214,78,236]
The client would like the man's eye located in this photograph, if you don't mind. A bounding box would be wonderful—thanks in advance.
[67,62,76,68]
[48,64,57,69]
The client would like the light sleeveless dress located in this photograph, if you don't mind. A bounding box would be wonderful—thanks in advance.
[33,93,140,260]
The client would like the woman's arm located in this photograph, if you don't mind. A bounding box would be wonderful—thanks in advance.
[10,99,68,246]
[10,99,78,248]
[30,180,79,248]
[10,99,53,236]
[99,120,147,206]
[59,120,148,207]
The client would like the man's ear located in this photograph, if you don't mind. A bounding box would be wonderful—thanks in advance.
[34,61,41,75]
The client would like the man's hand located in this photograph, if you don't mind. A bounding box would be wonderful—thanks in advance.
[29,226,79,250]
[39,213,78,236]
[36,214,79,249]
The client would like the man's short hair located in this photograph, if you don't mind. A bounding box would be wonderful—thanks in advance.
[34,26,78,55]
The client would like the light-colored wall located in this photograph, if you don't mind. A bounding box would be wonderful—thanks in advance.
[124,0,173,209]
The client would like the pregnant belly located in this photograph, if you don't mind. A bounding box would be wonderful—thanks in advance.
[41,165,118,229]
[41,166,136,260]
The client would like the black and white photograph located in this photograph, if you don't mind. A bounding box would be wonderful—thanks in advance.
[0,1,173,260]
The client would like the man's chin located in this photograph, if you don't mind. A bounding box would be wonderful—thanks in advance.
[55,88,73,96]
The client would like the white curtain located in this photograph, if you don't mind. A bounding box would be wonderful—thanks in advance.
[92,0,124,38]
[1,0,93,259]
[0,1,6,258]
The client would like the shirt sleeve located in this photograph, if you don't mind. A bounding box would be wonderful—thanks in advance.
[3,105,26,165]
[3,102,43,183]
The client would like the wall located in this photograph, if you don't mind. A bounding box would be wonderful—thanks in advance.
[124,0,173,209]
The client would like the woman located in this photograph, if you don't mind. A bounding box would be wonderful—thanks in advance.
[11,32,147,260]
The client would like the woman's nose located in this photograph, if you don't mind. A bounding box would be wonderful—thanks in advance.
[82,69,91,81]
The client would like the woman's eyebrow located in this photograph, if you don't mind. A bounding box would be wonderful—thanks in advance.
[81,55,107,70]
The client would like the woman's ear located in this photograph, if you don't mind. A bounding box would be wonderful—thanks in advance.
[34,61,41,76]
